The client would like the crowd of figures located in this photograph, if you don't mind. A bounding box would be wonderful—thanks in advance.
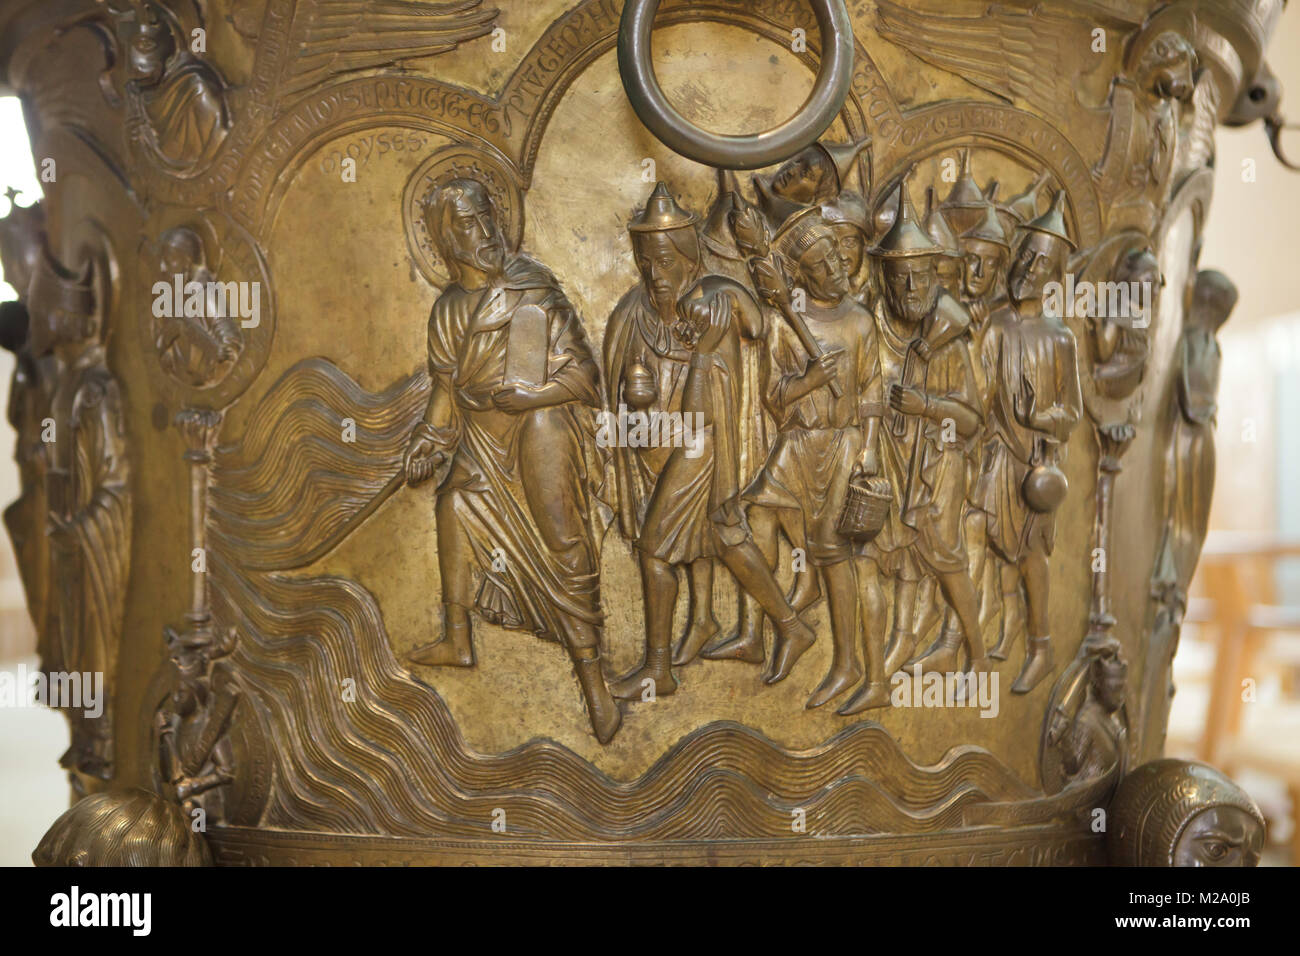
[402,140,1090,744]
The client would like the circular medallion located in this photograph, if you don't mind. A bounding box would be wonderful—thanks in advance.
[401,143,524,288]
[137,207,274,410]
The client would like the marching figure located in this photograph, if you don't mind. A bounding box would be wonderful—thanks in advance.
[971,191,1083,694]
[931,200,1015,662]
[609,188,815,700]
[402,177,621,743]
[839,179,986,714]
[604,183,727,667]
[737,209,886,707]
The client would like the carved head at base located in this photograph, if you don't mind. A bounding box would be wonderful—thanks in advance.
[33,789,210,866]
[1108,759,1266,867]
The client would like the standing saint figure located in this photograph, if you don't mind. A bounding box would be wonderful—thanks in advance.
[603,182,727,667]
[971,191,1083,694]
[735,209,886,708]
[402,177,620,744]
[839,179,986,714]
[609,189,815,700]
[28,245,131,778]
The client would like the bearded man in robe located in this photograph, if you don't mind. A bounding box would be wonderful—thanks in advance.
[402,178,620,744]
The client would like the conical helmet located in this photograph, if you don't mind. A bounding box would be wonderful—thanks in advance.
[817,135,871,193]
[701,169,741,252]
[923,186,961,257]
[960,201,1011,250]
[629,181,698,233]
[1020,189,1076,250]
[942,149,987,209]
[870,176,940,259]
[1004,169,1051,224]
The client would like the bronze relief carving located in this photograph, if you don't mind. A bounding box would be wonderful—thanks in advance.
[0,200,132,784]
[0,0,1286,865]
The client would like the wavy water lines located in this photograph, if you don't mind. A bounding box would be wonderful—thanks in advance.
[208,357,1042,840]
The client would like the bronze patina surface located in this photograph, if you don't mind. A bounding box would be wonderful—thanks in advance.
[0,0,1285,865]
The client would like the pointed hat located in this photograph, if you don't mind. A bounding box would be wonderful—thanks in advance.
[923,186,961,257]
[629,182,697,233]
[817,135,872,192]
[1005,169,1052,224]
[870,174,941,259]
[941,148,987,211]
[1020,190,1076,250]
[960,201,1011,250]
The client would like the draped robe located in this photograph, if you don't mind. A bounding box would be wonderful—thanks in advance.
[424,255,603,644]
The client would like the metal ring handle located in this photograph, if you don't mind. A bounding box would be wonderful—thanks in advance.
[617,0,855,170]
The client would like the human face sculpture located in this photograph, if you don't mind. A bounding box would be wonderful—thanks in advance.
[1093,646,1128,715]
[771,146,834,205]
[831,223,865,282]
[798,236,850,304]
[961,237,1007,301]
[634,230,695,316]
[435,185,506,283]
[159,229,204,280]
[128,25,172,86]
[1007,231,1065,309]
[1141,33,1196,102]
[935,254,962,294]
[1172,807,1265,867]
[882,256,939,326]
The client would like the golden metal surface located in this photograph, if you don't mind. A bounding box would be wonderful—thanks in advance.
[0,0,1285,865]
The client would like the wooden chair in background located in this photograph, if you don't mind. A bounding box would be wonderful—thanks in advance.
[1191,534,1300,865]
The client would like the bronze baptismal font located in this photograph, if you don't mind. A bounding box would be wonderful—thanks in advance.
[0,0,1290,866]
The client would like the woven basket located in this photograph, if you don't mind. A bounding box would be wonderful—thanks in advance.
[836,474,893,543]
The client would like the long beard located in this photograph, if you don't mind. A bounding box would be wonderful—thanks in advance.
[888,287,937,324]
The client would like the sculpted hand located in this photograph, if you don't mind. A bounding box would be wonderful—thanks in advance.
[404,430,445,486]
[857,446,879,476]
[491,383,545,413]
[889,384,927,417]
[801,349,842,390]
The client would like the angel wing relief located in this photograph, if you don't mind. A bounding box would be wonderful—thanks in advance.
[279,0,500,98]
